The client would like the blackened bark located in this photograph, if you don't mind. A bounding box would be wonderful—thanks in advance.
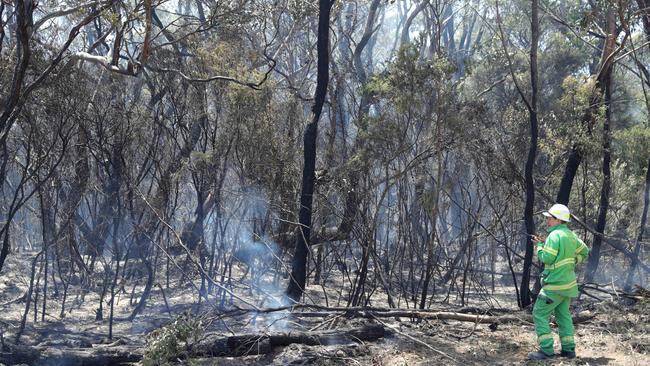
[128,255,154,321]
[0,136,7,194]
[0,0,32,134]
[126,86,202,317]
[419,139,443,309]
[0,343,142,366]
[626,3,650,289]
[0,225,9,274]
[520,0,540,309]
[311,0,381,247]
[556,3,619,205]
[626,157,650,289]
[2,325,384,365]
[194,190,207,299]
[584,7,617,283]
[180,193,208,252]
[439,220,478,285]
[1,1,110,138]
[16,251,43,343]
[0,2,110,274]
[0,0,33,275]
[555,148,582,205]
[286,0,332,303]
[108,196,123,339]
[193,324,385,358]
[286,120,318,302]
[59,128,91,271]
[0,2,5,56]
[585,80,613,283]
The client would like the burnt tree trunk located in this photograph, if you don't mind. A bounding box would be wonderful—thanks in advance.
[626,157,650,289]
[625,0,650,291]
[585,7,617,283]
[193,324,385,358]
[556,3,619,205]
[1,325,385,365]
[556,148,583,205]
[286,0,333,303]
[520,0,540,309]
[584,90,613,283]
[0,0,33,274]
[0,343,142,366]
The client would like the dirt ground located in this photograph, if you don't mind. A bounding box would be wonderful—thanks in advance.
[204,300,650,366]
[1,252,649,366]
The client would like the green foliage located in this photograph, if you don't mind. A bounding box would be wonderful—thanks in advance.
[557,76,597,123]
[287,0,313,19]
[613,124,650,175]
[143,313,204,366]
[367,43,456,114]
[543,75,604,158]
[361,43,460,164]
[540,32,592,104]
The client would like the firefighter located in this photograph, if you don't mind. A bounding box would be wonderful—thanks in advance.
[528,203,590,360]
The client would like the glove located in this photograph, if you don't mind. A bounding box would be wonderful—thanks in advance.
[575,254,585,265]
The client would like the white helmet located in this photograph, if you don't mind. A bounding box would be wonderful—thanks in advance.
[543,204,571,222]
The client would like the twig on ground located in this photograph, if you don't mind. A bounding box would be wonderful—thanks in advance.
[371,315,459,364]
[0,293,27,307]
[318,353,363,366]
[448,313,481,341]
[611,278,620,300]
[581,289,605,302]
[309,313,343,332]
[581,283,643,301]
[219,317,236,336]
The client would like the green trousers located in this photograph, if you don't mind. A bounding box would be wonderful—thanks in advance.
[533,291,575,355]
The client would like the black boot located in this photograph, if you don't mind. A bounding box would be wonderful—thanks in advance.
[560,350,576,359]
[527,350,554,360]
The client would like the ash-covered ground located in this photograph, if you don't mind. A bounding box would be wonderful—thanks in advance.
[1,252,649,366]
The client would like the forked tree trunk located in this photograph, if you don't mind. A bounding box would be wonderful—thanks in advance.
[555,3,620,206]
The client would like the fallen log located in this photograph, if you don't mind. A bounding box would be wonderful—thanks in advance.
[0,324,385,365]
[0,343,142,366]
[581,283,648,302]
[191,324,385,357]
[0,343,41,365]
[218,304,596,326]
[35,347,143,366]
[286,309,595,325]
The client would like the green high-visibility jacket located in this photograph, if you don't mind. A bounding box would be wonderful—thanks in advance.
[536,223,590,297]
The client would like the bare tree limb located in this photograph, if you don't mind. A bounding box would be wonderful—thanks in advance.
[145,58,276,90]
[494,0,532,113]
[33,0,105,32]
